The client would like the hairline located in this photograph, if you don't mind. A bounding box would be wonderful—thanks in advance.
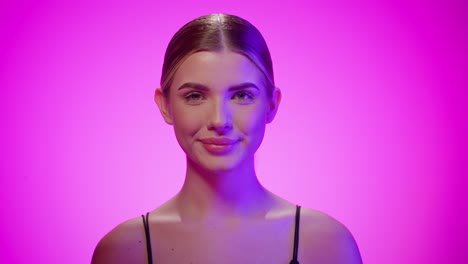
[162,47,274,98]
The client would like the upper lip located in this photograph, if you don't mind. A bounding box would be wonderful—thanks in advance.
[199,137,239,145]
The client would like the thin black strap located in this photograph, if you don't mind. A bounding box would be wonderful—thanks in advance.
[289,205,301,264]
[141,213,153,264]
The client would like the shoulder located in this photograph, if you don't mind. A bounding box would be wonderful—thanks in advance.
[298,207,362,264]
[91,215,147,264]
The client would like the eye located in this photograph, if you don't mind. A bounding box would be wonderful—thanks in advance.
[184,92,205,103]
[232,91,254,103]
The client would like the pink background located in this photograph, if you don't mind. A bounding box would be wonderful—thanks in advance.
[1,0,466,263]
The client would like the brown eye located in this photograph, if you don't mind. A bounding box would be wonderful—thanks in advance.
[184,92,205,103]
[232,91,254,103]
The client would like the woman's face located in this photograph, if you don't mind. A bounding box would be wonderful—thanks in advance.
[156,51,280,173]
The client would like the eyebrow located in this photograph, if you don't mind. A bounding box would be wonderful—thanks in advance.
[177,82,260,91]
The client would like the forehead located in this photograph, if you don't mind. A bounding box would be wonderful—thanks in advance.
[171,51,264,90]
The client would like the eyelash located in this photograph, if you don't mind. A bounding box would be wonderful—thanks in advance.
[183,91,255,104]
[232,91,254,103]
[184,92,205,102]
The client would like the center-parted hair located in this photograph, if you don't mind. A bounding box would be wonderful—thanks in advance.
[160,13,275,97]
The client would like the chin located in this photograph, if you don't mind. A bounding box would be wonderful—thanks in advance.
[197,157,243,173]
[188,153,250,175]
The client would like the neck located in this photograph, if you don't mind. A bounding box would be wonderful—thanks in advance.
[175,156,273,220]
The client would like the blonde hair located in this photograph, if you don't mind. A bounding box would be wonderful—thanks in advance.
[160,14,275,97]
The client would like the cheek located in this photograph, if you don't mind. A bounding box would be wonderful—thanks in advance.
[171,105,202,140]
[235,106,268,140]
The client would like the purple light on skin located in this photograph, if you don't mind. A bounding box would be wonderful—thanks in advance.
[0,1,465,263]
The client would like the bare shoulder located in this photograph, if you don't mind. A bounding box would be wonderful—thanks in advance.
[91,216,147,264]
[299,207,362,264]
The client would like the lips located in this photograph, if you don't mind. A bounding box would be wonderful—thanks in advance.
[198,137,239,154]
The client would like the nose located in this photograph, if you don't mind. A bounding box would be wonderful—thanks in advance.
[208,98,232,133]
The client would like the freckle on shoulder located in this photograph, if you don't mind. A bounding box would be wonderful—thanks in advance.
[92,216,146,264]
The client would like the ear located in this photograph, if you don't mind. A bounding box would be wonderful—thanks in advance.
[154,88,173,125]
[266,87,281,123]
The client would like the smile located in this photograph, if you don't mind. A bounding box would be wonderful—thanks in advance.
[198,137,239,155]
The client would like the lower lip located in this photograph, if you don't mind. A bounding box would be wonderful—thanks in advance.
[202,143,236,155]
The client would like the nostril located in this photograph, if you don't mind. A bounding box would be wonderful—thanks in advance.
[208,121,232,132]
[208,115,232,132]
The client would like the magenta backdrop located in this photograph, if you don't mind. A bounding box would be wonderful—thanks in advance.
[0,0,466,263]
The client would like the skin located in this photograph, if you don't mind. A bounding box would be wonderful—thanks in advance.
[92,51,362,264]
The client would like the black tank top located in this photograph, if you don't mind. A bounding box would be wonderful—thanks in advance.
[142,205,301,264]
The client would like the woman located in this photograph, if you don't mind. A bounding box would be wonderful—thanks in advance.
[92,13,362,264]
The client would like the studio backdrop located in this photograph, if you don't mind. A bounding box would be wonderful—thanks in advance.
[0,0,466,263]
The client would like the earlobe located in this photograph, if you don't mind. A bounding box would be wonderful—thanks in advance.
[267,87,281,123]
[154,88,173,125]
